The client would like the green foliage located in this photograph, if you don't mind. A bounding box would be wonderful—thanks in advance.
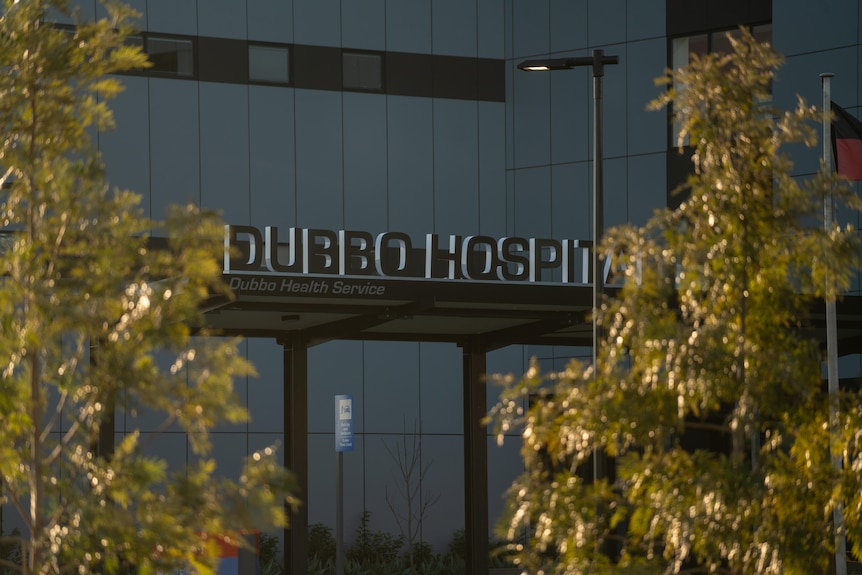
[407,540,434,566]
[490,27,862,575]
[0,1,298,574]
[347,510,404,565]
[308,523,336,564]
[0,529,23,575]
[259,533,284,575]
[444,528,465,561]
[307,520,479,575]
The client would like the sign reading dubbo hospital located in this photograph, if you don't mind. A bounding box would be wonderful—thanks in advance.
[224,225,603,298]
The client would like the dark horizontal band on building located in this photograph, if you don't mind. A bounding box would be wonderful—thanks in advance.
[119,32,505,103]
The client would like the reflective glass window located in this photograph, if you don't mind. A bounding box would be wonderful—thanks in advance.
[342,52,383,91]
[249,44,290,84]
[147,36,194,76]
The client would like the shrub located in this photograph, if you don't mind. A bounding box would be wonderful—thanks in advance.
[308,522,336,562]
[347,510,404,565]
[407,540,434,565]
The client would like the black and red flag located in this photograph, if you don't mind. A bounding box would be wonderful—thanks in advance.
[832,101,862,180]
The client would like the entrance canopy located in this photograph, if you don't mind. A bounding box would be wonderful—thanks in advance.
[204,273,599,350]
[204,271,862,355]
[199,225,862,575]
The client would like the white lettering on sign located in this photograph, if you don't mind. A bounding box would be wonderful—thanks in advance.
[225,225,610,286]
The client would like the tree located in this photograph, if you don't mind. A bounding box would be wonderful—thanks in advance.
[489,28,862,574]
[383,420,440,572]
[0,1,298,574]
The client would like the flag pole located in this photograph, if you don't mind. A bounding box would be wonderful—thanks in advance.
[821,72,847,575]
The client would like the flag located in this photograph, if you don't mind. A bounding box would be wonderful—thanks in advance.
[831,101,862,180]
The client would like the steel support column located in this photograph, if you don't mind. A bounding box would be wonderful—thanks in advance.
[281,332,309,574]
[463,339,489,575]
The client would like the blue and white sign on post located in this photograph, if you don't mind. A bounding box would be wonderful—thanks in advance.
[335,394,354,452]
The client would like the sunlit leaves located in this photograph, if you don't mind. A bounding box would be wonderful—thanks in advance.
[491,28,862,575]
[0,2,296,574]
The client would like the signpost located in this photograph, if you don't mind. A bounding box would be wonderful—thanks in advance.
[335,394,354,575]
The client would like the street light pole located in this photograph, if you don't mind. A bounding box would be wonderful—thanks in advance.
[518,49,619,484]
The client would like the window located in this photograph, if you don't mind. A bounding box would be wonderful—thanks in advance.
[342,51,383,91]
[146,36,194,77]
[670,24,772,145]
[249,44,290,84]
[671,24,771,71]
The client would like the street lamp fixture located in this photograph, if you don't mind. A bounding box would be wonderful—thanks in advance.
[517,49,619,486]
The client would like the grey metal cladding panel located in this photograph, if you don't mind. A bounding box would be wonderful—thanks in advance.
[343,93,388,232]
[198,0,247,40]
[551,0,589,53]
[342,0,386,51]
[588,0,627,47]
[248,0,293,44]
[512,62,551,169]
[478,102,507,238]
[293,0,341,47]
[504,0,514,60]
[775,48,858,114]
[147,0,198,36]
[513,165,552,239]
[364,342,421,434]
[199,82,250,223]
[776,48,858,177]
[386,0,432,54]
[626,38,669,157]
[506,64,515,169]
[294,89,344,230]
[627,152,667,228]
[432,0,478,57]
[248,339,286,434]
[387,96,434,238]
[249,86,296,228]
[603,49,628,159]
[627,0,666,42]
[603,156,628,229]
[551,162,591,240]
[549,61,591,165]
[478,0,505,59]
[308,341,364,434]
[513,0,550,59]
[148,79,200,220]
[419,343,464,435]
[774,0,857,56]
[433,99,480,236]
[101,76,150,211]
